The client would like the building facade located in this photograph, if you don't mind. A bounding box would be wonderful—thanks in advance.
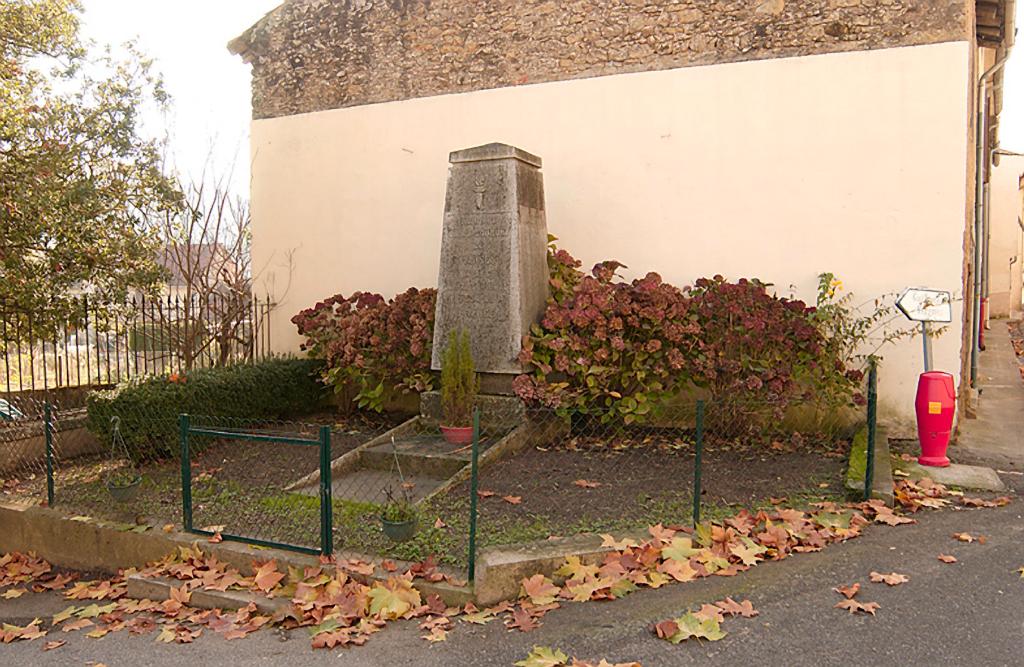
[231,0,1014,425]
[985,155,1024,319]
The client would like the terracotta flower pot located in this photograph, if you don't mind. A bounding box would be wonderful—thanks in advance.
[440,425,474,444]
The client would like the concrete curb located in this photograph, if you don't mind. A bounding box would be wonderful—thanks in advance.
[125,574,291,615]
[0,501,473,607]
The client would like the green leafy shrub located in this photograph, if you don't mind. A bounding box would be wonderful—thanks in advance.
[440,329,478,427]
[86,358,324,462]
[515,243,863,428]
[513,244,702,424]
[291,288,436,412]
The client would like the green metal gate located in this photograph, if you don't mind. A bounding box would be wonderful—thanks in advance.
[178,414,333,556]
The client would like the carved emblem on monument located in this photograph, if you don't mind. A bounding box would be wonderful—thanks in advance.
[473,179,487,210]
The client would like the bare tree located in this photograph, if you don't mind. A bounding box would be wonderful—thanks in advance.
[154,168,258,370]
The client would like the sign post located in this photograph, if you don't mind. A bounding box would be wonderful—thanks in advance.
[895,288,953,372]
[895,288,955,468]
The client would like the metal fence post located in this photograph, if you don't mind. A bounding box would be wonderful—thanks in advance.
[692,400,705,527]
[864,359,878,502]
[179,414,193,531]
[44,401,54,507]
[467,408,481,584]
[319,425,333,557]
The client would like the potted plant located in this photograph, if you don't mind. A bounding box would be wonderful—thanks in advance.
[380,486,418,542]
[106,469,142,502]
[440,329,479,444]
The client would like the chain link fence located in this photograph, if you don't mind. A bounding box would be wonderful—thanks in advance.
[1,394,102,507]
[403,393,866,578]
[1,369,878,581]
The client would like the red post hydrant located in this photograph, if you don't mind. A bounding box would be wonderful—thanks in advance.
[915,371,956,467]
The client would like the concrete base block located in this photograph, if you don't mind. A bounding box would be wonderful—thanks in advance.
[475,533,623,606]
[896,460,1007,492]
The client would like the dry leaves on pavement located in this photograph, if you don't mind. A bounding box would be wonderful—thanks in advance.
[868,572,909,586]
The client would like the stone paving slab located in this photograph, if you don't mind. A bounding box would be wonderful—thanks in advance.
[956,321,1024,468]
[896,460,1007,492]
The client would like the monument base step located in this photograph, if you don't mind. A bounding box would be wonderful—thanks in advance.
[325,469,448,505]
[359,434,500,478]
[420,392,525,431]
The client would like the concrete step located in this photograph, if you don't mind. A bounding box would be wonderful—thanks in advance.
[358,435,477,478]
[327,469,448,504]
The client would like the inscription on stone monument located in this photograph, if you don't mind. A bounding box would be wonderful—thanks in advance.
[430,143,550,383]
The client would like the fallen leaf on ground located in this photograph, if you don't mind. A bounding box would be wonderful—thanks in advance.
[869,572,909,586]
[502,495,523,505]
[506,606,540,632]
[368,577,421,620]
[421,626,448,643]
[43,640,66,650]
[835,599,880,615]
[208,532,223,544]
[2,588,27,599]
[252,561,285,593]
[477,490,495,498]
[433,518,447,529]
[169,584,191,605]
[938,554,958,564]
[599,534,638,550]
[61,619,94,633]
[573,479,601,489]
[514,646,568,667]
[520,575,560,606]
[653,611,726,643]
[715,597,758,618]
[162,524,174,533]
[833,583,861,599]
[693,604,724,623]
[952,533,973,543]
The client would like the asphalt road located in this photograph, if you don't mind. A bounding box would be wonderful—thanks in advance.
[2,494,1022,666]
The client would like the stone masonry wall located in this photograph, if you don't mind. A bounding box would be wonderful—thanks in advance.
[233,0,968,120]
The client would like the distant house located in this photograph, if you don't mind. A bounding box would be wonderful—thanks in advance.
[229,0,1015,424]
[985,156,1024,320]
[156,243,242,300]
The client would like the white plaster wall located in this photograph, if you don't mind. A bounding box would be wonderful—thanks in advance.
[986,155,1024,318]
[250,41,971,422]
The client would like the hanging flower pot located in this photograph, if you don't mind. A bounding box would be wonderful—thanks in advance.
[381,515,418,543]
[106,472,143,502]
[380,472,418,542]
[104,416,142,502]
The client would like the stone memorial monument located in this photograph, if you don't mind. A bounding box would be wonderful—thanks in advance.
[430,143,550,394]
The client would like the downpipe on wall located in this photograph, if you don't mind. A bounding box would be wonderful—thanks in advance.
[971,54,1010,387]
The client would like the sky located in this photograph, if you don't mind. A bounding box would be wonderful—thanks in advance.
[79,1,1024,192]
[79,1,282,196]
[998,10,1024,152]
